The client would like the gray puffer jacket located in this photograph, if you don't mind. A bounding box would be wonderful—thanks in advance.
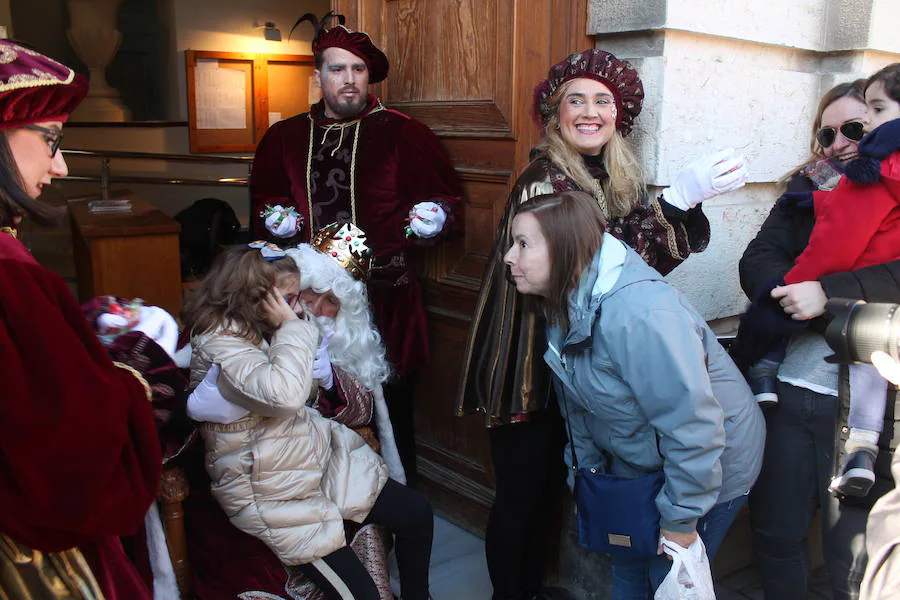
[544,234,765,533]
[190,318,388,565]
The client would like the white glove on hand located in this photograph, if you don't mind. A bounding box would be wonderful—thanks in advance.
[408,202,447,238]
[313,330,334,390]
[264,205,301,238]
[664,147,749,211]
[186,364,250,424]
[133,306,179,360]
[872,351,900,386]
[97,313,130,335]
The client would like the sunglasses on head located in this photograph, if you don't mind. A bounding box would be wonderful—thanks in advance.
[816,120,865,149]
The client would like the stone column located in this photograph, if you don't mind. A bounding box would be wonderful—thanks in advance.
[66,0,130,121]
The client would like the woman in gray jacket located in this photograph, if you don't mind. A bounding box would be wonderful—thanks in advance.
[502,190,765,599]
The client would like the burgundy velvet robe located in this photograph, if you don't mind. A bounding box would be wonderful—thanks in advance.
[250,96,463,375]
[0,232,161,600]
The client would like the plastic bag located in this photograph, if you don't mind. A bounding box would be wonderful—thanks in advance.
[654,536,716,600]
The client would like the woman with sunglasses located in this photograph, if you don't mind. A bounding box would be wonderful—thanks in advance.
[0,41,179,599]
[740,75,900,600]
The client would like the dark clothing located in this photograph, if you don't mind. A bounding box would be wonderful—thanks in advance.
[739,175,817,298]
[819,260,900,303]
[486,410,567,600]
[297,479,434,600]
[749,383,868,600]
[250,95,463,376]
[383,374,419,487]
[739,171,900,600]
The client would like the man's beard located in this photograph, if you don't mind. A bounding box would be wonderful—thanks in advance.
[300,302,338,340]
[324,88,366,119]
[312,313,337,338]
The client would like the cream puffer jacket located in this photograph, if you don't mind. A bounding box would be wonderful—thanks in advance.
[190,318,389,565]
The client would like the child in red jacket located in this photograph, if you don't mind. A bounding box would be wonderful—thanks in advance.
[744,63,900,498]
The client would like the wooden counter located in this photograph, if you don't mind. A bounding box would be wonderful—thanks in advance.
[68,196,182,316]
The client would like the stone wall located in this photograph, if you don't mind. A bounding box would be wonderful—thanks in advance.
[587,0,899,319]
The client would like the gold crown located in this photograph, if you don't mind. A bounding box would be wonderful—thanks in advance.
[311,221,373,281]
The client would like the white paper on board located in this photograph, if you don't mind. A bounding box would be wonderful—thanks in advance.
[194,59,247,130]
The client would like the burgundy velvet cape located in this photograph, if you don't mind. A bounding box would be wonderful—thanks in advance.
[250,96,463,375]
[0,232,161,600]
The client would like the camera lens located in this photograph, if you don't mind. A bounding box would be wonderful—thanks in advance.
[825,299,900,364]
[847,303,900,362]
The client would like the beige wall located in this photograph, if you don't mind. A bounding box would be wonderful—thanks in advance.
[60,0,329,222]
[164,0,329,121]
[589,0,900,319]
[0,0,12,36]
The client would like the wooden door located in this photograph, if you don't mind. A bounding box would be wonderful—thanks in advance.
[333,0,590,532]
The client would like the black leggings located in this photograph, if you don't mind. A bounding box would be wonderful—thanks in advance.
[485,408,567,600]
[383,374,419,487]
[298,479,434,600]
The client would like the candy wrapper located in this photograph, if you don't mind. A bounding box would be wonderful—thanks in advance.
[95,296,144,346]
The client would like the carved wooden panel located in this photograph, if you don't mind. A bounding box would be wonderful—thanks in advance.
[380,0,514,137]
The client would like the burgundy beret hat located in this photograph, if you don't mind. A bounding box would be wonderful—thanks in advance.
[0,40,88,130]
[314,25,390,84]
[533,49,644,136]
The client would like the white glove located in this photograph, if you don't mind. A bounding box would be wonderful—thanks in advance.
[313,330,334,390]
[186,364,250,424]
[663,147,749,211]
[872,351,900,385]
[133,306,179,360]
[264,205,301,238]
[97,313,130,334]
[407,202,447,238]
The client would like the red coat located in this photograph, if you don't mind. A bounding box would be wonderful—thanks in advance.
[250,96,462,375]
[0,232,161,599]
[785,152,900,284]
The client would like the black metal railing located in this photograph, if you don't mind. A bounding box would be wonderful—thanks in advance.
[60,148,253,200]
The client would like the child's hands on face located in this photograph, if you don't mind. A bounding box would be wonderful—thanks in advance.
[261,289,299,329]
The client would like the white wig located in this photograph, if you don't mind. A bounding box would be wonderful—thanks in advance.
[286,245,390,391]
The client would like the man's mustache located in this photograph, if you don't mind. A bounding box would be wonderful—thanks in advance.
[338,85,359,95]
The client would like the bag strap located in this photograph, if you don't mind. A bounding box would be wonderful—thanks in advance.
[559,277,664,474]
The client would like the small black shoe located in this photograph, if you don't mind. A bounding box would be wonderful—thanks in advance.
[748,369,779,407]
[829,450,876,497]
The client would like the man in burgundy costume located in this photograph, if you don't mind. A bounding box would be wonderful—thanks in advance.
[250,19,462,484]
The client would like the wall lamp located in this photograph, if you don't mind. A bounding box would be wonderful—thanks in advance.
[257,21,282,42]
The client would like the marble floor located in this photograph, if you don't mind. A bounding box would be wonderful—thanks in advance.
[429,517,493,599]
[427,516,833,600]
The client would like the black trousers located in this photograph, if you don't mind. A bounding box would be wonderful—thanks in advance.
[383,374,419,486]
[749,383,868,599]
[298,479,434,600]
[485,408,568,600]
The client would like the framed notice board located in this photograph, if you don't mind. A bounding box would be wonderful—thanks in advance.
[186,50,317,153]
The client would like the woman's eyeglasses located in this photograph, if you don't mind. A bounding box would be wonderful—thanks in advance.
[816,121,865,149]
[22,124,63,157]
